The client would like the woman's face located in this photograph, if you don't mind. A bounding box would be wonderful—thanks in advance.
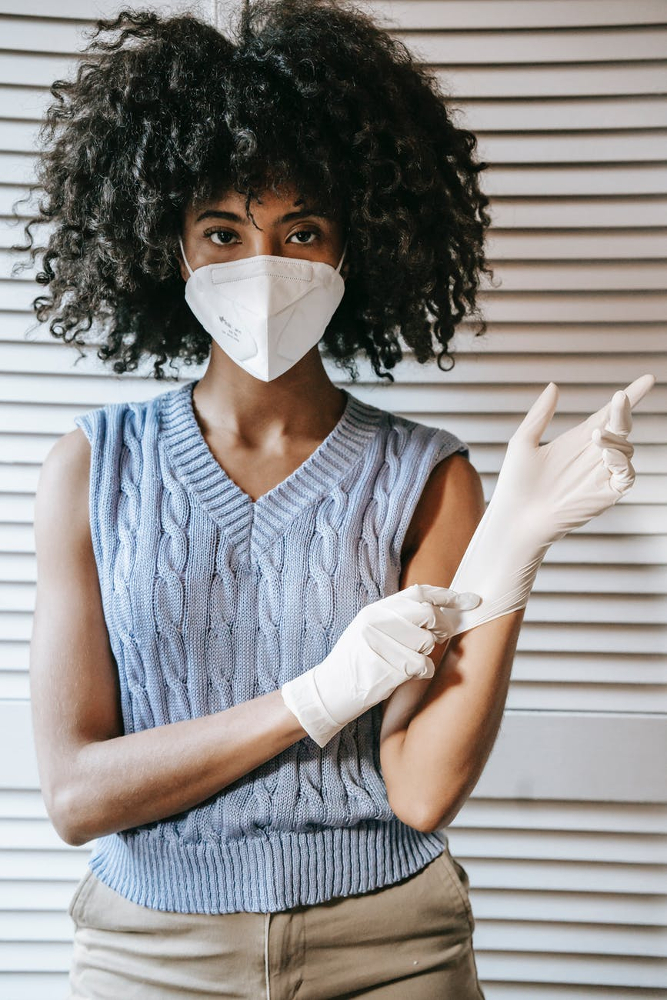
[178,184,348,281]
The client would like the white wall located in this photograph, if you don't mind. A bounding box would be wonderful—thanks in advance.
[0,1,665,996]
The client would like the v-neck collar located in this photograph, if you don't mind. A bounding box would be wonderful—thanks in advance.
[159,378,385,561]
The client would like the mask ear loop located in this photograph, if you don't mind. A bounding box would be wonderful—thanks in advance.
[335,239,348,274]
[178,235,194,278]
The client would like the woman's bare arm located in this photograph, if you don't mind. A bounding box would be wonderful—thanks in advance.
[379,452,525,832]
[30,428,307,848]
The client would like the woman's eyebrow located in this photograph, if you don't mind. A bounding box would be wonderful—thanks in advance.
[195,206,331,224]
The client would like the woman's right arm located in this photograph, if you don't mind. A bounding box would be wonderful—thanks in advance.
[30,427,307,848]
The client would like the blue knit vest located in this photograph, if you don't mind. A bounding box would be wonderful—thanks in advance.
[73,378,469,914]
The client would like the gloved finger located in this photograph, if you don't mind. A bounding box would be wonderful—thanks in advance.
[428,604,469,641]
[591,426,634,458]
[617,373,656,411]
[430,584,481,609]
[512,382,559,447]
[585,374,656,433]
[601,447,635,494]
[365,623,436,675]
[408,653,435,680]
[606,390,632,437]
[402,583,481,612]
[388,596,439,636]
[368,603,438,653]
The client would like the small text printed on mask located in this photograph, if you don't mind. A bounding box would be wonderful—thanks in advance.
[218,315,242,342]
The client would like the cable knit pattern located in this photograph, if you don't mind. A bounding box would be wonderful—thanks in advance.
[73,378,469,914]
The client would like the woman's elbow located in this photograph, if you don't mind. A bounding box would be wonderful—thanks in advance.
[46,781,90,847]
[389,791,450,835]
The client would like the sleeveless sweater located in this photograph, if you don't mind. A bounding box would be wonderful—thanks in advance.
[73,377,470,914]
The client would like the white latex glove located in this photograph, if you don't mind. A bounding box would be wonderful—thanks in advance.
[280,583,481,748]
[430,373,657,639]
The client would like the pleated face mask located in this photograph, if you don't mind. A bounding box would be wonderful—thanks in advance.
[178,235,347,382]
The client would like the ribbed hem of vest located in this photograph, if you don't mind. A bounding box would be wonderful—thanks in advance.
[87,819,447,914]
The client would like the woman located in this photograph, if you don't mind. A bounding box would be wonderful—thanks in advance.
[23,2,653,998]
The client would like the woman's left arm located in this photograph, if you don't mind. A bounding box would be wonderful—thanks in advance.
[379,451,525,834]
[381,375,655,832]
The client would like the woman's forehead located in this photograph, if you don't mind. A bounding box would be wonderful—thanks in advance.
[185,184,340,224]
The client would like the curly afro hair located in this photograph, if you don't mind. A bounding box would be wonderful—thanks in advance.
[13,0,494,383]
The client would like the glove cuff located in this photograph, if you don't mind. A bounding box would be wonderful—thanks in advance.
[280,670,345,749]
[445,496,550,634]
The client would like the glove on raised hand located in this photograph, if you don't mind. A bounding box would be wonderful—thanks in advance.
[280,583,481,748]
[428,374,656,640]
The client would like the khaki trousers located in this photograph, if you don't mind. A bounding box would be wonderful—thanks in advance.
[67,845,485,999]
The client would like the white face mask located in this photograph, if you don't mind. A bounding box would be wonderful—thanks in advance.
[178,235,347,382]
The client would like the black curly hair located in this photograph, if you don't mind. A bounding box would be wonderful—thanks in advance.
[13,0,494,383]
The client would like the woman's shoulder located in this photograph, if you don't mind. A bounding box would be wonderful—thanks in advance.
[356,393,470,465]
[71,387,166,446]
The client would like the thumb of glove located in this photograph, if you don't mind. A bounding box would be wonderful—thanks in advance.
[513,382,559,447]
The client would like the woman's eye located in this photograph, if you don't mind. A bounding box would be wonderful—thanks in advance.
[289,229,318,245]
[203,227,320,247]
[206,229,237,246]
